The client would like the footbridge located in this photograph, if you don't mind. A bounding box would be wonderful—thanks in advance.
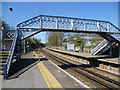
[1,15,120,79]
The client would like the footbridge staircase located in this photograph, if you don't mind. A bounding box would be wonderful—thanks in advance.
[1,15,120,79]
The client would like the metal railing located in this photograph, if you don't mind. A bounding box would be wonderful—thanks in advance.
[2,30,16,39]
[92,39,108,55]
[16,15,120,41]
[16,15,120,55]
[92,39,116,55]
[17,15,120,32]
[4,31,18,79]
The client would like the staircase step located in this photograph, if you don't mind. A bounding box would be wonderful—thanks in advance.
[2,49,11,51]
[0,56,8,58]
[0,57,7,59]
[0,56,16,61]
[0,63,6,67]
[0,38,13,40]
[0,38,15,75]
[0,60,7,63]
[0,51,10,54]
[0,71,4,75]
[0,51,9,55]
[0,57,8,59]
[0,67,3,70]
[0,54,8,57]
[0,65,4,75]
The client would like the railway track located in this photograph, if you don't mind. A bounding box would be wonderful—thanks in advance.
[38,48,120,89]
[45,48,120,80]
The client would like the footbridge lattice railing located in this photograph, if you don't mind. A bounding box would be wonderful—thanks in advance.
[17,15,120,41]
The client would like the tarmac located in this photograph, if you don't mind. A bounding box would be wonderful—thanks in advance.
[2,51,89,89]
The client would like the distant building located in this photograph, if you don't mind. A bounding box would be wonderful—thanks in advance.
[63,42,74,51]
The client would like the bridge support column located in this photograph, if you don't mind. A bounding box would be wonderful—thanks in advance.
[16,28,21,61]
[118,42,120,58]
[23,40,26,54]
[16,40,21,61]
[109,41,112,57]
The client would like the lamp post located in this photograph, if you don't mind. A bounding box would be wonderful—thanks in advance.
[9,7,13,30]
[23,40,26,54]
[27,42,29,52]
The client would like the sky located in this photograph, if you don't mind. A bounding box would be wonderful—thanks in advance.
[2,2,118,43]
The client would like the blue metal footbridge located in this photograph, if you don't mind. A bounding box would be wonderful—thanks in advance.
[1,15,120,79]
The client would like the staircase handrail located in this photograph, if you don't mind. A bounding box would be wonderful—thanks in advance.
[4,31,18,78]
[92,39,108,54]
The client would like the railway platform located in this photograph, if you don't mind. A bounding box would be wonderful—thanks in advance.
[46,48,120,64]
[46,48,120,75]
[2,51,89,89]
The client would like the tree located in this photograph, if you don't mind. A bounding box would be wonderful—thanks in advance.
[47,32,64,46]
[23,38,45,52]
[1,21,10,30]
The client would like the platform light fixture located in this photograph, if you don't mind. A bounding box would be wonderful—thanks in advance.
[9,7,13,30]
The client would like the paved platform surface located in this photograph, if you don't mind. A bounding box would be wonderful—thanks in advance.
[43,60,87,88]
[2,52,48,88]
[2,51,88,89]
[47,48,107,58]
[0,75,2,90]
[47,48,119,64]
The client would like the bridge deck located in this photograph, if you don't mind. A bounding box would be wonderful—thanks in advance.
[2,51,87,88]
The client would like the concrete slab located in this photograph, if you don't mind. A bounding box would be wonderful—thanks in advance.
[2,51,89,89]
[42,60,88,88]
[2,51,48,88]
[33,51,63,88]
[0,75,3,90]
[2,64,48,88]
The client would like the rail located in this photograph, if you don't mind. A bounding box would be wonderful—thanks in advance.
[4,31,18,79]
[42,49,120,88]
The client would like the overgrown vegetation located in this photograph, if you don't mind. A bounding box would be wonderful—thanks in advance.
[46,32,64,46]
[22,38,45,52]
[1,21,10,30]
[46,32,104,52]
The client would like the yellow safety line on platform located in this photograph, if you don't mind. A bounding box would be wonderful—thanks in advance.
[0,51,10,53]
[0,38,13,40]
[0,72,4,75]
[33,51,63,89]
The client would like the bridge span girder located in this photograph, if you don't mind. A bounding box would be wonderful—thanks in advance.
[17,15,120,42]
